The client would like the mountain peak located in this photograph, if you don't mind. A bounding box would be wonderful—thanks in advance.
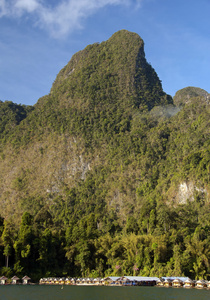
[50,30,172,111]
[173,86,209,106]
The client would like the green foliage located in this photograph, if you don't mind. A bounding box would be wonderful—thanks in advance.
[0,31,209,280]
[0,100,34,146]
[173,86,209,106]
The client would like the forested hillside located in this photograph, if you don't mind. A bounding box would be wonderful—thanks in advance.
[0,30,209,281]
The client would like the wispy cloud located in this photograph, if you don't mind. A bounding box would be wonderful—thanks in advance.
[0,0,41,16]
[0,0,7,16]
[14,0,40,14]
[0,0,142,37]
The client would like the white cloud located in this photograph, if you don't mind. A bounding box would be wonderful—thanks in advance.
[0,0,7,17]
[14,0,41,13]
[0,0,143,37]
[38,0,131,37]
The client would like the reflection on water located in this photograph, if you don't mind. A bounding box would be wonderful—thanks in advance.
[0,285,209,300]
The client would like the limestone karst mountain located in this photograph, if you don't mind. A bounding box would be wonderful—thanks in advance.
[0,30,174,220]
[0,30,209,280]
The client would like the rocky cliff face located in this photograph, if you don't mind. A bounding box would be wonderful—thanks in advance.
[177,181,208,204]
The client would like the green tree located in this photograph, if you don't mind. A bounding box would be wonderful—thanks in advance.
[1,220,14,268]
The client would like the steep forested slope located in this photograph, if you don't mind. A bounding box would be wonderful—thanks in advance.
[0,30,209,281]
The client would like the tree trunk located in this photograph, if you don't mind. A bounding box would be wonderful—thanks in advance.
[5,255,9,268]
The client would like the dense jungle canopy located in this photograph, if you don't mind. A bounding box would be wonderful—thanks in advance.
[0,30,209,281]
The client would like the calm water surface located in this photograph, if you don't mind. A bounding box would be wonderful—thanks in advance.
[0,285,209,300]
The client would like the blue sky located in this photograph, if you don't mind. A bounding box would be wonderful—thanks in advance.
[0,0,209,106]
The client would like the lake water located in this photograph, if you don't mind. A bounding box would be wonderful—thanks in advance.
[0,285,209,300]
